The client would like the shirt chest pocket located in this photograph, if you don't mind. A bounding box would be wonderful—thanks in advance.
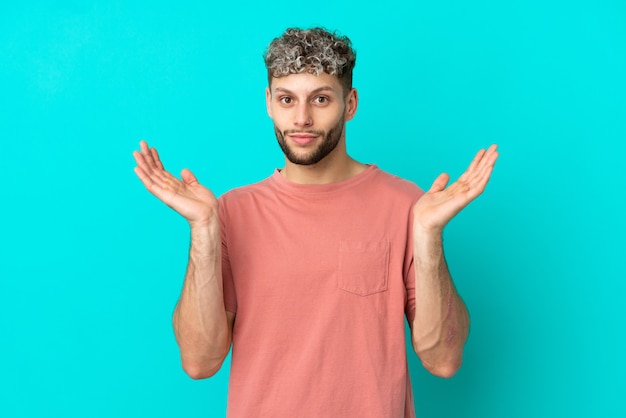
[338,240,390,296]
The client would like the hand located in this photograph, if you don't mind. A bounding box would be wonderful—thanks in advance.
[133,140,218,228]
[412,144,499,234]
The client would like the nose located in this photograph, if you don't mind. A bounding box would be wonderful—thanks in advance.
[294,103,313,127]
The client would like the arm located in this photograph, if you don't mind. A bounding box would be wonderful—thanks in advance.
[410,144,499,378]
[173,223,235,379]
[133,140,234,379]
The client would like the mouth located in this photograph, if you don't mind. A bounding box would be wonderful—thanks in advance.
[287,133,319,146]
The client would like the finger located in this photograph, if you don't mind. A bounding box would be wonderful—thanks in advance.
[140,140,159,169]
[428,173,450,193]
[133,150,175,190]
[133,150,154,175]
[134,149,164,180]
[459,149,486,183]
[474,164,495,196]
[468,155,498,197]
[134,165,181,205]
[135,140,174,181]
[486,143,498,154]
[151,147,165,171]
[181,168,199,185]
[139,140,150,156]
[466,148,486,173]
[472,148,498,185]
[460,144,498,183]
[133,154,165,190]
[134,165,163,195]
[486,146,499,166]
[476,144,499,171]
[479,150,498,180]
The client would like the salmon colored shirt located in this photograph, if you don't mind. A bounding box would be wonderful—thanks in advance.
[219,165,424,418]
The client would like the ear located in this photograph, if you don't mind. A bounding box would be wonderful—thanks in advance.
[265,86,273,118]
[344,88,358,121]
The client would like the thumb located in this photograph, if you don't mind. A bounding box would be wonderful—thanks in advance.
[181,168,199,185]
[429,173,450,193]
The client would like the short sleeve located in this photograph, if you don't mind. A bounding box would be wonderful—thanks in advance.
[219,198,237,313]
[404,249,416,323]
[403,195,420,323]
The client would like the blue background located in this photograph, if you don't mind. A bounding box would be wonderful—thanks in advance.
[1,1,624,416]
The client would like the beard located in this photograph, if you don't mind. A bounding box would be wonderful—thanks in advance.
[274,117,345,166]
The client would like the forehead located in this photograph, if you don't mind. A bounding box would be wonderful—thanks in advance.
[270,72,343,95]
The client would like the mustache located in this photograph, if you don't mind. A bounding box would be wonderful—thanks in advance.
[283,129,325,136]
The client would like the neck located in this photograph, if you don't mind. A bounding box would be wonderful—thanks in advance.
[280,143,366,184]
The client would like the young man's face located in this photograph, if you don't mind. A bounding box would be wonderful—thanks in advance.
[266,72,357,166]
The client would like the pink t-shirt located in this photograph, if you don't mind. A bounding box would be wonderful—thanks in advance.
[219,165,424,418]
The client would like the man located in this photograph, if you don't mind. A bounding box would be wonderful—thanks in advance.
[133,27,498,418]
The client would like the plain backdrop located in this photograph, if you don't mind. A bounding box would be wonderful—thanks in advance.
[1,1,624,417]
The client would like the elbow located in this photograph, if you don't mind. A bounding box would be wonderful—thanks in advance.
[422,359,462,379]
[412,323,468,379]
[412,339,464,379]
[182,361,222,380]
[181,357,225,380]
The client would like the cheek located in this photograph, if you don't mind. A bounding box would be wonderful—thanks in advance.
[269,107,288,123]
[323,109,345,128]
[270,114,291,135]
[271,113,287,130]
[314,104,341,121]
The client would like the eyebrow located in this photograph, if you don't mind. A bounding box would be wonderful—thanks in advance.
[273,86,336,96]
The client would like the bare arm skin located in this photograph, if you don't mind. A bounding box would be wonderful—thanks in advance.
[133,140,234,379]
[410,145,499,378]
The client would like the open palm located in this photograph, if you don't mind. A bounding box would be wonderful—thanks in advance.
[133,140,218,227]
[413,144,499,233]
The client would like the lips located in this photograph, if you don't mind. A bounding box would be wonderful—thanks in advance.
[288,134,318,146]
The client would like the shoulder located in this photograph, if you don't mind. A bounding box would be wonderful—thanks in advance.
[368,167,425,202]
[220,173,274,198]
[218,173,277,214]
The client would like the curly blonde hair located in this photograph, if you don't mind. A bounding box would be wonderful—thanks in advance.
[264,27,356,94]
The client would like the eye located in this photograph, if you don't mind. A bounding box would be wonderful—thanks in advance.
[313,96,329,105]
[279,96,293,105]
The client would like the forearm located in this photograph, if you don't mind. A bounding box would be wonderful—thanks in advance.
[173,220,231,379]
[411,229,469,378]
